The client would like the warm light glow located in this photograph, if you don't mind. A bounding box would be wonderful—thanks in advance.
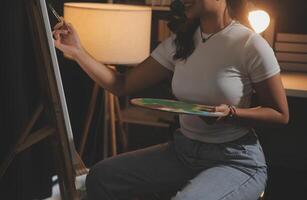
[248,10,270,33]
[64,3,152,65]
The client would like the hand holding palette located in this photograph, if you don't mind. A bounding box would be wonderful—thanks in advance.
[131,98,226,117]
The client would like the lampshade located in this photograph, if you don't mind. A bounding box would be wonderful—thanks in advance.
[64,3,152,65]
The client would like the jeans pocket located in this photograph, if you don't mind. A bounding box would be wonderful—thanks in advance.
[219,134,252,156]
[221,143,248,156]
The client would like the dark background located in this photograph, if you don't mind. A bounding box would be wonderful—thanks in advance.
[0,0,307,199]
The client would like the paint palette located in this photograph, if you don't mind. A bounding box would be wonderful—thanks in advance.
[130,98,226,117]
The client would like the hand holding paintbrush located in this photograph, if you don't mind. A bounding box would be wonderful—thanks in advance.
[48,3,69,32]
[49,3,84,59]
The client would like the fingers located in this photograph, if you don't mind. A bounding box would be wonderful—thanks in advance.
[214,104,227,112]
[53,30,65,46]
[198,105,216,112]
[65,22,75,33]
[53,31,61,43]
[53,30,74,56]
[54,24,75,37]
[52,30,69,41]
[53,20,64,30]
[53,33,62,49]
[53,18,71,31]
[53,33,69,54]
[53,29,69,35]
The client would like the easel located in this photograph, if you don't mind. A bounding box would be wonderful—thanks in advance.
[79,79,129,159]
[0,0,87,199]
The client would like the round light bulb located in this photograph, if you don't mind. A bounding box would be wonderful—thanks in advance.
[248,10,270,33]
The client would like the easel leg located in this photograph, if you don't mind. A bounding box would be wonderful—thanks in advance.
[51,137,79,200]
[114,96,129,152]
[79,80,128,158]
[0,104,44,178]
[103,90,109,159]
[108,92,117,156]
[79,83,100,157]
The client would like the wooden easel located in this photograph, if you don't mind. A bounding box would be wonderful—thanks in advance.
[78,77,129,159]
[0,0,87,199]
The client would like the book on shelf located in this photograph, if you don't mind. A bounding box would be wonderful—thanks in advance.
[145,0,171,6]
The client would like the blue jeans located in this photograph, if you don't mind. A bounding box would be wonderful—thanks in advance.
[86,130,267,200]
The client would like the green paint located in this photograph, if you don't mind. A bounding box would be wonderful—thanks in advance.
[131,98,222,117]
[140,98,198,110]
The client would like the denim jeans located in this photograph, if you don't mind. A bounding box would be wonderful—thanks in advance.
[86,129,267,200]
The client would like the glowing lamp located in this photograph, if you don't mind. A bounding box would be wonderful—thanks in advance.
[248,10,271,34]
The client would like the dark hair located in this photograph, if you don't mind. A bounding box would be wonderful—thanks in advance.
[168,0,249,61]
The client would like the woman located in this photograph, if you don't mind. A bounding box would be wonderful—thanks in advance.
[53,0,289,199]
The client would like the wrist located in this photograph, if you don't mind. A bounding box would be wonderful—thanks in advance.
[226,105,237,120]
[72,46,86,61]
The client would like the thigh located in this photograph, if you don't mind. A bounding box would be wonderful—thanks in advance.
[87,142,197,199]
[172,165,267,200]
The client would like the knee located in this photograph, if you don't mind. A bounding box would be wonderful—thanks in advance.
[86,161,115,187]
[86,161,116,199]
[171,191,189,200]
[85,165,99,191]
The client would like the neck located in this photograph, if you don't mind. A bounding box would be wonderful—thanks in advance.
[199,9,232,34]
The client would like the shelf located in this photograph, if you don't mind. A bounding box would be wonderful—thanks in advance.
[281,72,307,98]
[150,6,170,11]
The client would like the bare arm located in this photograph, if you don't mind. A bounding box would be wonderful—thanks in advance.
[235,73,289,126]
[74,50,172,96]
[215,73,289,127]
[53,21,172,97]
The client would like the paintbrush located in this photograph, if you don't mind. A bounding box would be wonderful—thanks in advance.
[48,3,62,22]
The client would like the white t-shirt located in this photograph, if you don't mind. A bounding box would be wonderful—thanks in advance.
[151,21,280,143]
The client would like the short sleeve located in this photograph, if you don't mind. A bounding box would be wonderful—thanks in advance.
[243,34,280,83]
[151,35,176,71]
